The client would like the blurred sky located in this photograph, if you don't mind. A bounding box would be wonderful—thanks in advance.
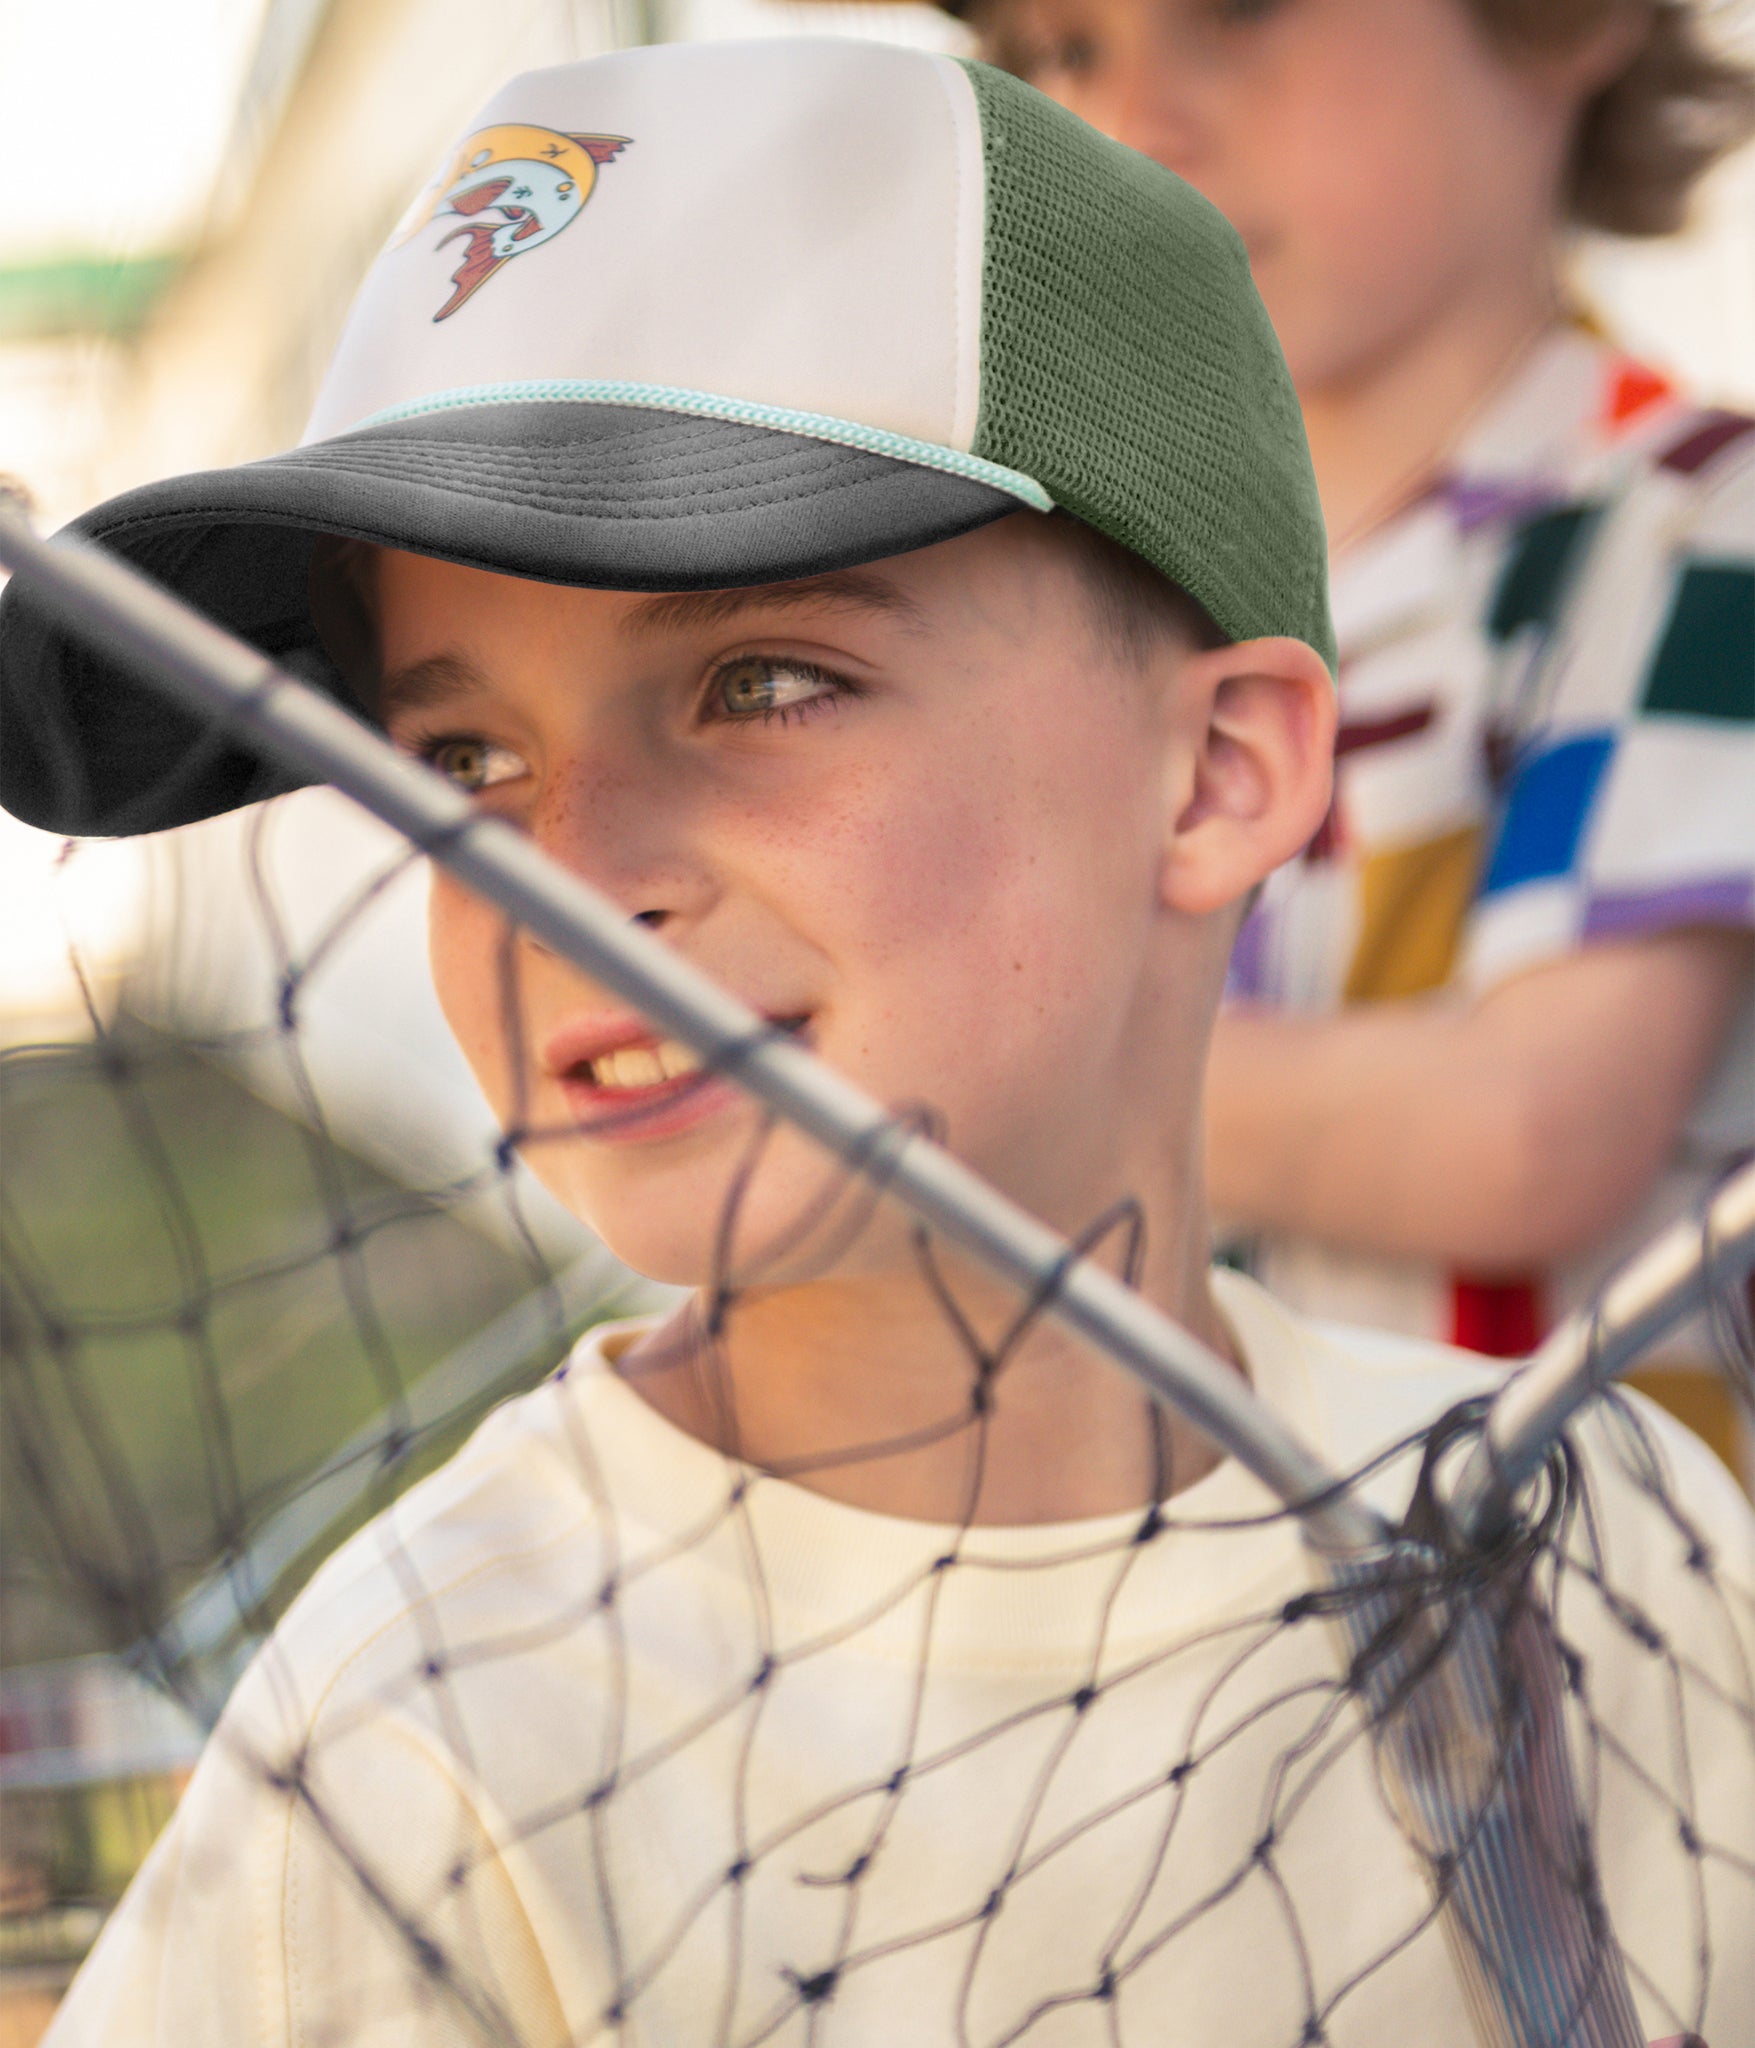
[0,0,282,261]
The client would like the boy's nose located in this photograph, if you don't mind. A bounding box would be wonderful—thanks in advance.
[529,755,716,937]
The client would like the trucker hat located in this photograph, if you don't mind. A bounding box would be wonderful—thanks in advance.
[0,38,1333,836]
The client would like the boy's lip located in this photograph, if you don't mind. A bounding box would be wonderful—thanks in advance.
[540,1010,811,1144]
[541,1011,694,1080]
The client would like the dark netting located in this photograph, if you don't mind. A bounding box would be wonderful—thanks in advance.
[0,518,1751,2047]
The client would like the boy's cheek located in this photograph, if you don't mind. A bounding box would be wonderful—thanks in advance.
[428,882,524,1117]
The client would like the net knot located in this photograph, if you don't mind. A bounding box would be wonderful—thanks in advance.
[788,1967,839,2005]
[265,1746,308,1795]
[1606,1593,1663,1654]
[1071,1685,1096,1715]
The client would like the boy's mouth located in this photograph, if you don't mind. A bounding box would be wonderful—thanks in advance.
[581,1037,704,1090]
[543,1014,811,1139]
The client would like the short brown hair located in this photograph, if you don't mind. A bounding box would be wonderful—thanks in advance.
[1469,0,1755,235]
[1049,512,1229,667]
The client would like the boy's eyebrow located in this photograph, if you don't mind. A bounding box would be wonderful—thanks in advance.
[621,569,925,639]
[373,569,923,717]
[375,652,489,721]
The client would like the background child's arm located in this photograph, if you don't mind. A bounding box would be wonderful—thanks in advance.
[1205,926,1749,1268]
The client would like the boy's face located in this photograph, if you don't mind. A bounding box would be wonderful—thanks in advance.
[983,0,1592,393]
[374,519,1230,1286]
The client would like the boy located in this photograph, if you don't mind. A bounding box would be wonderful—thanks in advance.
[1,39,1750,2047]
[959,0,1755,1398]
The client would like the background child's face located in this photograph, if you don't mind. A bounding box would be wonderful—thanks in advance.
[985,0,1593,391]
[375,520,1223,1286]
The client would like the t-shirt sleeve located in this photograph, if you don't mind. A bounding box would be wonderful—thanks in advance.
[42,1639,568,2047]
[42,1669,302,2048]
[1463,414,1755,992]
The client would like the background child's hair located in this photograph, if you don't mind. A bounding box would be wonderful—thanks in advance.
[1474,0,1755,234]
[963,0,1755,239]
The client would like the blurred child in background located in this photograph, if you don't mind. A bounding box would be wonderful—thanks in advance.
[958,0,1755,1455]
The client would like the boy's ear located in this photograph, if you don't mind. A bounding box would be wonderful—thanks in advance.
[1158,636,1336,918]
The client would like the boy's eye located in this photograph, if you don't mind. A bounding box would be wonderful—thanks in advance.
[425,736,527,792]
[1006,29,1101,83]
[1204,0,1286,24]
[708,657,843,723]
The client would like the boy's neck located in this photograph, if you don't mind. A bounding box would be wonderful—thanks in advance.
[621,1177,1239,1528]
[1300,269,1563,559]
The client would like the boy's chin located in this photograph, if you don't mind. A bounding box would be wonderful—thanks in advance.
[523,1134,925,1297]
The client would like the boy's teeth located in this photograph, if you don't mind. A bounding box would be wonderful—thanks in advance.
[590,1039,702,1089]
[656,1039,702,1080]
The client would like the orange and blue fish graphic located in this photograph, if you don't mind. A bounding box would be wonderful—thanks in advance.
[395,123,629,320]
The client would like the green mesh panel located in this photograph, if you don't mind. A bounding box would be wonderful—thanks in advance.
[958,61,1335,670]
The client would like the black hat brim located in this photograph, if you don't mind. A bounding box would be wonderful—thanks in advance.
[0,401,1019,837]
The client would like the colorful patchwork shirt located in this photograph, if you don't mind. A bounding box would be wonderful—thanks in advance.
[1227,326,1755,1355]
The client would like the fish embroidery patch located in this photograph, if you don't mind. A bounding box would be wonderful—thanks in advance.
[395,124,629,321]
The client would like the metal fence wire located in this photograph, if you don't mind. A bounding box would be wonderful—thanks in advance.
[1,504,1752,2048]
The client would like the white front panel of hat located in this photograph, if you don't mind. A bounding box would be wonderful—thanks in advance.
[304,41,986,455]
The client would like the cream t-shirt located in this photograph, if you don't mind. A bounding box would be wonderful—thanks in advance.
[47,1274,1755,2046]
